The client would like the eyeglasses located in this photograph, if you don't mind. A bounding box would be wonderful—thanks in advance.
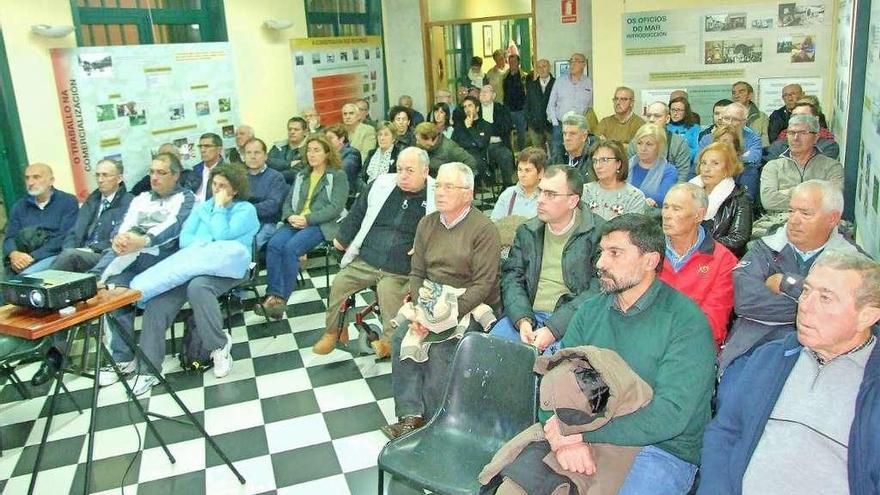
[537,188,576,200]
[788,130,818,139]
[612,97,632,102]
[591,157,619,165]
[670,108,686,113]
[433,183,469,191]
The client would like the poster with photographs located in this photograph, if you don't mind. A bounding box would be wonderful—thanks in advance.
[50,42,241,200]
[830,0,855,158]
[704,13,747,32]
[778,3,826,27]
[289,36,386,126]
[854,0,880,257]
[704,39,764,64]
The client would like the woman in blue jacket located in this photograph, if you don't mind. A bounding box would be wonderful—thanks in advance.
[668,96,701,169]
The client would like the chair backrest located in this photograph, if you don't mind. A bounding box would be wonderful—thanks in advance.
[433,332,538,451]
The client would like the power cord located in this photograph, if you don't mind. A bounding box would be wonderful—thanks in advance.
[120,367,143,494]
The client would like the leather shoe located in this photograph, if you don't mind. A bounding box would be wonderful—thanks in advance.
[255,295,287,320]
[31,349,63,386]
[380,416,425,440]
[371,338,391,359]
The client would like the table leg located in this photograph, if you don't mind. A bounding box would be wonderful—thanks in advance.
[27,369,65,495]
[82,315,106,495]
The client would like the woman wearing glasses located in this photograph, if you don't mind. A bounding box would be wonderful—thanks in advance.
[668,96,701,167]
[627,124,678,209]
[581,139,647,220]
[258,135,349,320]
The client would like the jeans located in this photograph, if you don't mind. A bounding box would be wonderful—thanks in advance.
[254,222,277,251]
[489,311,560,355]
[510,110,527,151]
[21,255,57,274]
[50,248,102,272]
[617,445,698,495]
[736,164,761,206]
[265,224,324,301]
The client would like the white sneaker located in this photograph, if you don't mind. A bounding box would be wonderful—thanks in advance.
[129,374,161,396]
[97,360,136,386]
[211,334,233,378]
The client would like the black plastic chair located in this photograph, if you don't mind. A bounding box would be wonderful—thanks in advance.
[376,332,538,495]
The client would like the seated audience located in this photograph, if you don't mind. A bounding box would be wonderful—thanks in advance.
[313,147,433,358]
[711,124,745,156]
[478,84,516,187]
[398,94,425,126]
[430,102,453,139]
[628,124,678,209]
[383,162,501,439]
[491,165,602,354]
[525,58,555,150]
[583,139,648,220]
[342,102,376,158]
[257,135,349,320]
[134,163,258,393]
[689,142,752,257]
[363,121,405,184]
[718,180,860,379]
[356,98,376,128]
[556,111,597,182]
[731,81,770,146]
[451,96,493,183]
[659,183,737,349]
[242,138,288,249]
[324,123,363,189]
[697,98,732,142]
[540,213,715,493]
[227,125,254,164]
[766,96,840,161]
[699,251,880,495]
[413,121,477,174]
[595,86,644,145]
[131,143,198,196]
[4,163,78,275]
[768,83,804,141]
[668,96,701,165]
[92,152,195,388]
[698,103,763,201]
[388,105,414,147]
[627,101,692,182]
[267,116,309,184]
[490,146,545,221]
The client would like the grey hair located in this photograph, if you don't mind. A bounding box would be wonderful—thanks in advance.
[668,182,708,211]
[725,102,748,119]
[788,114,820,133]
[812,250,880,309]
[96,158,124,175]
[398,146,430,170]
[648,101,669,116]
[792,179,844,213]
[561,111,589,131]
[615,86,635,97]
[438,162,475,190]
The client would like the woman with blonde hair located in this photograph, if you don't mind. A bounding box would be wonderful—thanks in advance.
[628,123,678,208]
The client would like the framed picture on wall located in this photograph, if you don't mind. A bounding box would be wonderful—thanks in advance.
[483,26,493,57]
[555,60,570,78]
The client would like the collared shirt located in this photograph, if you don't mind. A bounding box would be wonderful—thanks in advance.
[783,227,828,262]
[547,208,578,236]
[440,206,471,230]
[665,226,706,272]
[197,160,220,202]
[539,76,551,91]
[547,73,593,124]
[609,277,662,315]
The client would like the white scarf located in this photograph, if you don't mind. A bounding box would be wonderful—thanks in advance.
[689,176,735,220]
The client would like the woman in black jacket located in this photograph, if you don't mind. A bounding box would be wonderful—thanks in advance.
[689,141,752,257]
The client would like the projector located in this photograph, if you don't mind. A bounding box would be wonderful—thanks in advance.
[1,270,98,311]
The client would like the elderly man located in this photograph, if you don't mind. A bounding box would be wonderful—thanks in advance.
[525,58,555,150]
[192,132,225,202]
[596,87,645,145]
[413,121,477,175]
[398,95,425,126]
[355,97,376,128]
[4,163,78,275]
[491,165,602,354]
[267,116,308,184]
[478,84,517,187]
[658,183,737,349]
[484,49,508,102]
[243,138,288,249]
[768,83,804,141]
[697,102,764,199]
[541,213,715,493]
[91,152,195,389]
[556,112,595,183]
[699,251,880,495]
[303,107,322,133]
[547,52,594,160]
[766,98,840,161]
[312,147,434,358]
[719,180,860,380]
[383,162,501,439]
[731,81,770,146]
[503,53,528,151]
[626,101,692,182]
[342,102,377,158]
[227,124,254,163]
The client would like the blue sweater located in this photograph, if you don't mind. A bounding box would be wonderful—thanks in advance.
[668,122,701,166]
[699,328,880,495]
[628,158,677,206]
[246,166,289,224]
[4,188,79,261]
[180,198,259,249]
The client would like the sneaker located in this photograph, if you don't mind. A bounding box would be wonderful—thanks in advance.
[211,334,234,378]
[129,374,161,396]
[97,360,136,387]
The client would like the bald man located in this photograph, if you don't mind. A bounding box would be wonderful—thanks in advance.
[768,83,804,141]
[227,124,255,164]
[4,163,79,275]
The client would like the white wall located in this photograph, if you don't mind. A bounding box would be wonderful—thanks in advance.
[381,0,427,114]
[535,0,592,76]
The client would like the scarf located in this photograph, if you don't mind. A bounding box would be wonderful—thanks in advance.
[627,155,668,200]
[366,147,393,182]
[689,175,735,220]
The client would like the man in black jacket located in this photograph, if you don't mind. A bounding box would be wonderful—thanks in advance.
[490,165,603,353]
[525,59,555,151]
[478,84,516,187]
[503,54,528,152]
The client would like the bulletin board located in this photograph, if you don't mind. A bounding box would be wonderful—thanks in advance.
[290,36,386,126]
[854,0,880,258]
[621,1,833,120]
[50,42,241,201]
[830,0,855,159]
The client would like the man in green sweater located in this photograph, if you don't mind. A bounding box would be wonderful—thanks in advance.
[544,213,715,494]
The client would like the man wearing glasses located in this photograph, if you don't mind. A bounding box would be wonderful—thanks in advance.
[627,101,693,182]
[490,165,603,354]
[697,102,764,200]
[546,52,594,161]
[193,132,225,202]
[596,86,644,145]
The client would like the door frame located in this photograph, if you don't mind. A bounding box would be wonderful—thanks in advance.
[0,26,29,208]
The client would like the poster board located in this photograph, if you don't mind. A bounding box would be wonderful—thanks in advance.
[290,36,386,126]
[621,2,832,122]
[854,1,880,258]
[50,42,241,200]
[757,76,823,115]
[830,0,855,159]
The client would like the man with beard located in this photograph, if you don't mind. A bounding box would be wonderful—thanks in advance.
[538,213,715,494]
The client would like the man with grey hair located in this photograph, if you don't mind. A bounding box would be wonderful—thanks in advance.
[768,83,804,140]
[556,111,595,182]
[700,250,880,495]
[525,58,555,150]
[312,147,435,358]
[627,101,692,181]
[659,183,737,349]
[547,52,594,161]
[731,80,770,146]
[227,124,255,163]
[718,180,861,383]
[383,161,501,439]
[596,86,645,145]
[697,102,764,200]
[342,102,377,158]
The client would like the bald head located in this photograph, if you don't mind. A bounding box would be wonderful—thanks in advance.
[25,163,55,200]
[235,125,254,147]
[782,83,805,110]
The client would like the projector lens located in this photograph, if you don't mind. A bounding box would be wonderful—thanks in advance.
[29,290,45,307]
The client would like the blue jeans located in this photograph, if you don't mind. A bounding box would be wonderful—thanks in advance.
[21,255,57,274]
[254,222,277,251]
[510,110,527,151]
[265,224,324,300]
[736,164,761,206]
[489,311,560,355]
[618,445,697,495]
